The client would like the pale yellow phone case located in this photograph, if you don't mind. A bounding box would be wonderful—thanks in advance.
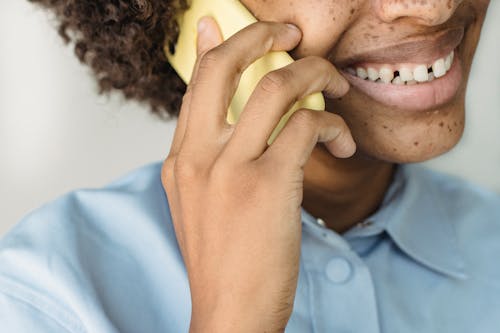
[165,0,325,145]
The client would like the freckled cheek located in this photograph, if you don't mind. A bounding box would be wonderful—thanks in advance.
[303,4,364,44]
[326,94,466,162]
[294,26,347,57]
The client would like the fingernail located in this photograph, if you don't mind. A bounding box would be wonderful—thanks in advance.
[198,17,209,34]
[286,23,301,34]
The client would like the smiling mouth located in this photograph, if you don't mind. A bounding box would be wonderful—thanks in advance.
[341,49,462,112]
[336,28,465,112]
[345,50,455,85]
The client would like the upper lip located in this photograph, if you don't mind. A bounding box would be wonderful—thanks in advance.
[335,27,464,68]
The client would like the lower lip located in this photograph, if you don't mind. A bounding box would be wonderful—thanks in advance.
[342,53,463,112]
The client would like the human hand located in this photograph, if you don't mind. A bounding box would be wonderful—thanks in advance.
[161,16,355,333]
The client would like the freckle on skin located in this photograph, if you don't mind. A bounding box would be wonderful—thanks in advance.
[439,122,444,127]
[414,142,419,146]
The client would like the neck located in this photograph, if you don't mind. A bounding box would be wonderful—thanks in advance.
[302,144,395,234]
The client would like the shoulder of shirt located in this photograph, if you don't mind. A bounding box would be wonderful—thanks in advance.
[405,164,500,219]
[0,161,183,329]
[404,164,500,284]
[1,159,170,240]
[1,161,173,250]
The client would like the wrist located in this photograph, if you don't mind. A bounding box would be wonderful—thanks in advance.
[190,319,286,333]
[189,302,289,333]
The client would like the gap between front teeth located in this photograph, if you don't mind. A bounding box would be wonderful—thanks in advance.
[346,51,454,85]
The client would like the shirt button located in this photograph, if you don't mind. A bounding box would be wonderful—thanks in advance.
[316,218,326,227]
[325,257,352,284]
[356,220,374,228]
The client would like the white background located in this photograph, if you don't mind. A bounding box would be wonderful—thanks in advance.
[1,0,499,235]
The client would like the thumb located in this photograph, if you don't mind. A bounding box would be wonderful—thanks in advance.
[197,16,224,56]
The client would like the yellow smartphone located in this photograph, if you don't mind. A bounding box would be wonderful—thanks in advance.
[164,0,325,145]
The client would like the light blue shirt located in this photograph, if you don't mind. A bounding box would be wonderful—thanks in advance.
[1,162,500,332]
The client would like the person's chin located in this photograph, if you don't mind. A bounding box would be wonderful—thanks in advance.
[371,123,465,164]
[363,102,465,164]
[326,87,467,164]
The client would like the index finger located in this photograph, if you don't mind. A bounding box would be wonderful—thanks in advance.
[183,21,303,145]
[168,17,224,157]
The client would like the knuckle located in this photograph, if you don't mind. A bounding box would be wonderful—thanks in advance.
[260,69,293,94]
[289,109,317,128]
[197,48,222,72]
[300,56,346,94]
[162,156,176,174]
[245,21,284,51]
[172,155,204,182]
[249,20,274,34]
[247,21,267,33]
[326,111,343,123]
[328,112,347,129]
[161,157,175,182]
[299,56,332,74]
[255,22,276,47]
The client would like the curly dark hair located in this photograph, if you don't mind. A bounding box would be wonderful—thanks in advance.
[28,0,190,119]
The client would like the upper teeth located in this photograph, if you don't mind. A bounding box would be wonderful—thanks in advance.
[346,51,454,85]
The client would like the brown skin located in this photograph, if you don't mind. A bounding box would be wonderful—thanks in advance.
[163,20,355,332]
[240,0,490,232]
[162,1,491,332]
[29,0,491,331]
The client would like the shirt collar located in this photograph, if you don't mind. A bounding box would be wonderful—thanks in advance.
[302,164,468,280]
[371,164,468,280]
